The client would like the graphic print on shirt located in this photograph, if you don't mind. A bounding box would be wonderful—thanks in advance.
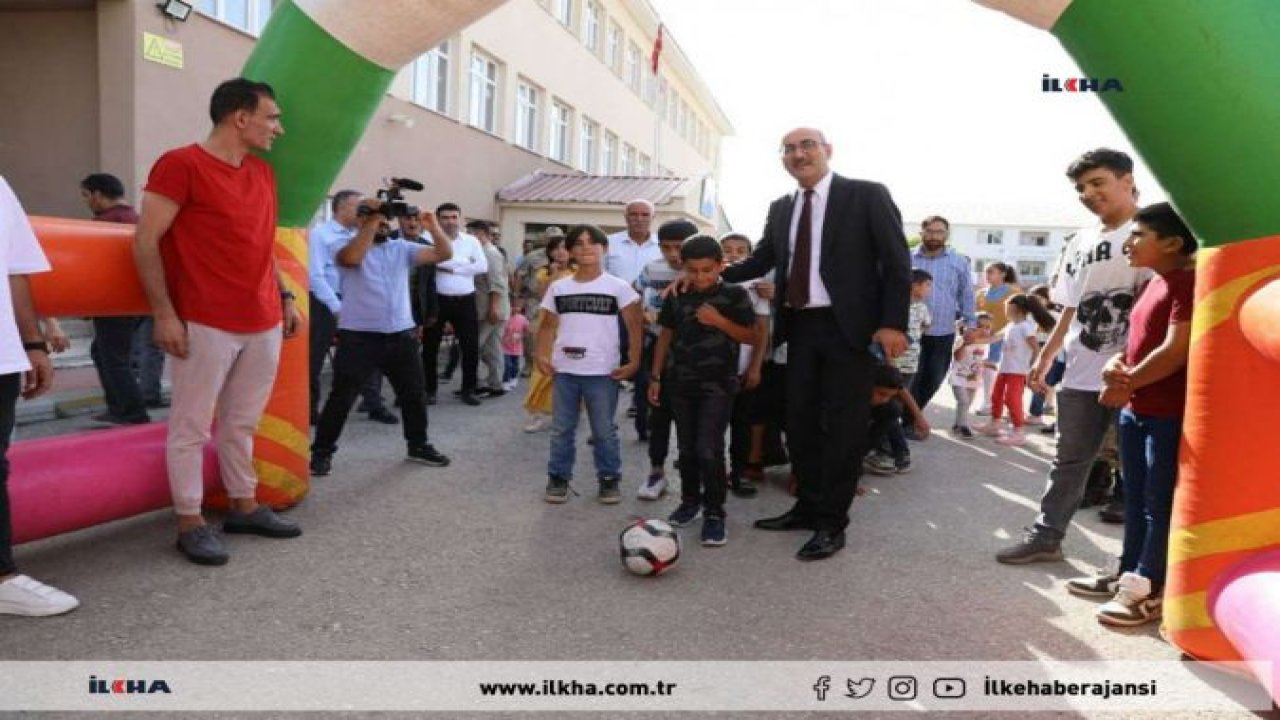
[555,293,621,316]
[1075,288,1136,352]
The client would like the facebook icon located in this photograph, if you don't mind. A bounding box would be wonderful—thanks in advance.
[813,675,832,701]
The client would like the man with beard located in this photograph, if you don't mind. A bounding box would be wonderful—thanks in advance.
[310,205,454,476]
[907,216,976,422]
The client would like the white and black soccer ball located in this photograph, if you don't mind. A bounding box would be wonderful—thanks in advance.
[619,519,680,576]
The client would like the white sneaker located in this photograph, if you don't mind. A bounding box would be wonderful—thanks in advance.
[0,574,80,617]
[997,431,1027,446]
[523,415,550,433]
[503,380,517,392]
[637,472,668,500]
[1097,572,1162,627]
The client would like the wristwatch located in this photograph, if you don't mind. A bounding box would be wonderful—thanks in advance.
[23,340,50,354]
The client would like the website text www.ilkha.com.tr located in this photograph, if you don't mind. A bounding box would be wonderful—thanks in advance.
[478,679,678,698]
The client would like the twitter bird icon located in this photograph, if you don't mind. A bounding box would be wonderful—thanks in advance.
[845,678,875,699]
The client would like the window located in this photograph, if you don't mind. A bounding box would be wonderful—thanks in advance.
[514,81,540,151]
[624,42,641,92]
[605,22,621,71]
[552,0,572,27]
[579,118,597,172]
[411,41,450,114]
[468,50,499,133]
[620,143,636,175]
[197,0,273,35]
[1019,231,1049,247]
[550,101,572,164]
[601,131,617,175]
[972,258,998,274]
[637,153,651,175]
[1017,260,1047,278]
[979,229,1004,245]
[582,1,601,52]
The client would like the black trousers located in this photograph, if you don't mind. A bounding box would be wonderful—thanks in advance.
[91,316,149,421]
[422,293,479,395]
[729,384,759,476]
[313,330,429,455]
[784,309,873,531]
[670,389,735,518]
[634,334,656,438]
[0,374,18,575]
[308,294,385,418]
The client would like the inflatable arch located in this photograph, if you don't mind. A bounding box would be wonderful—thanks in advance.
[12,0,1279,703]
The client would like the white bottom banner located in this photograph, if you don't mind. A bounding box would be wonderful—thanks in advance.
[0,660,1271,712]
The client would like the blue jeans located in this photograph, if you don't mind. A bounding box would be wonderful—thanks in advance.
[548,373,621,480]
[1118,409,1181,588]
[503,354,520,383]
[909,334,955,412]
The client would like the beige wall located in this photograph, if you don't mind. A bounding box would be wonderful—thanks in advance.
[0,10,99,217]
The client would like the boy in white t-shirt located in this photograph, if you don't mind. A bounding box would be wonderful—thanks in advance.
[536,225,643,505]
[997,148,1153,566]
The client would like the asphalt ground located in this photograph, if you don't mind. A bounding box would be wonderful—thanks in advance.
[2,374,1272,720]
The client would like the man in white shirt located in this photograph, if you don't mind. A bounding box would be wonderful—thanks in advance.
[605,199,661,286]
[423,202,488,406]
[0,176,79,617]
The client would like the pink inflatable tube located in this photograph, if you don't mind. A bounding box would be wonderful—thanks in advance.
[1207,548,1280,704]
[9,424,219,545]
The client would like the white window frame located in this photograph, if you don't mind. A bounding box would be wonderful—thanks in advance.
[553,0,573,27]
[621,143,636,175]
[1019,230,1049,247]
[196,0,273,35]
[579,118,597,172]
[637,153,651,176]
[601,131,617,175]
[468,50,500,133]
[624,42,641,92]
[514,81,540,151]
[550,100,572,164]
[582,1,601,52]
[605,22,622,72]
[979,229,1004,245]
[1017,260,1048,278]
[411,41,450,114]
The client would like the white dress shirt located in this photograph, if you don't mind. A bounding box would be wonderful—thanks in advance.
[307,218,356,314]
[787,171,833,308]
[605,230,661,286]
[434,232,488,296]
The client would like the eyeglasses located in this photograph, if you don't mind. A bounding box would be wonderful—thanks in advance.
[779,139,823,156]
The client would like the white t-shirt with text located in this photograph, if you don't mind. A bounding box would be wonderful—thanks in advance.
[540,272,639,376]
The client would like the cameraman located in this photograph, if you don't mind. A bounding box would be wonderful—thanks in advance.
[310,202,454,476]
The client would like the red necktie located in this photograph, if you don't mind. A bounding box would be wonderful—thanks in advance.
[786,189,814,308]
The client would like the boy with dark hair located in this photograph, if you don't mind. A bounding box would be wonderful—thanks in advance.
[870,269,933,470]
[997,147,1152,565]
[720,232,771,497]
[1071,202,1196,626]
[649,235,758,546]
[635,220,698,499]
[537,225,643,504]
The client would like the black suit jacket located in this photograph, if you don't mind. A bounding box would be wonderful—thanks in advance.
[722,174,912,349]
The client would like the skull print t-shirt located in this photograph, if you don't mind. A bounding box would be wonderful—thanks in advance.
[1057,220,1152,392]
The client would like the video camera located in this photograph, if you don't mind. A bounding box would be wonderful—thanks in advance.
[357,177,423,219]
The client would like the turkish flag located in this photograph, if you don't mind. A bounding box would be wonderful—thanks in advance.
[650,24,663,74]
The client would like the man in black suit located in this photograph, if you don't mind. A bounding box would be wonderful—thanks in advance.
[721,127,912,560]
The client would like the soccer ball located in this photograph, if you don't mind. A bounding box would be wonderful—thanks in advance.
[619,519,680,576]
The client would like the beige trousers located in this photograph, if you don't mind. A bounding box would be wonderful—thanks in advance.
[166,322,282,515]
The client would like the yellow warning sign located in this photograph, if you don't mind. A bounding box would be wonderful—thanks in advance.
[142,32,184,69]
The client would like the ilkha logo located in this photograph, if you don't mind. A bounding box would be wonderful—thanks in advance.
[88,675,173,695]
[1042,74,1124,93]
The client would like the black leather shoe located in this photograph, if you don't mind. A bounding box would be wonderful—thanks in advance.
[797,529,845,561]
[460,392,482,406]
[753,511,814,532]
[367,408,400,424]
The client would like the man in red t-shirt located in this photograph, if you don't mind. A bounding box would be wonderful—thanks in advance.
[1084,202,1196,627]
[133,78,303,566]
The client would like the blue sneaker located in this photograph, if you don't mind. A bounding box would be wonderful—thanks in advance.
[701,515,727,546]
[667,501,701,527]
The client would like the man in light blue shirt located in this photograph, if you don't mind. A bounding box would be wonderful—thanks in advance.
[605,199,661,286]
[307,191,393,424]
[909,215,977,419]
[311,204,455,476]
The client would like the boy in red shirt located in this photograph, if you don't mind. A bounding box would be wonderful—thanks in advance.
[134,78,303,566]
[1069,202,1196,626]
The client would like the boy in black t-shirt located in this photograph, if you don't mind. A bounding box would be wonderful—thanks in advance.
[648,236,759,546]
